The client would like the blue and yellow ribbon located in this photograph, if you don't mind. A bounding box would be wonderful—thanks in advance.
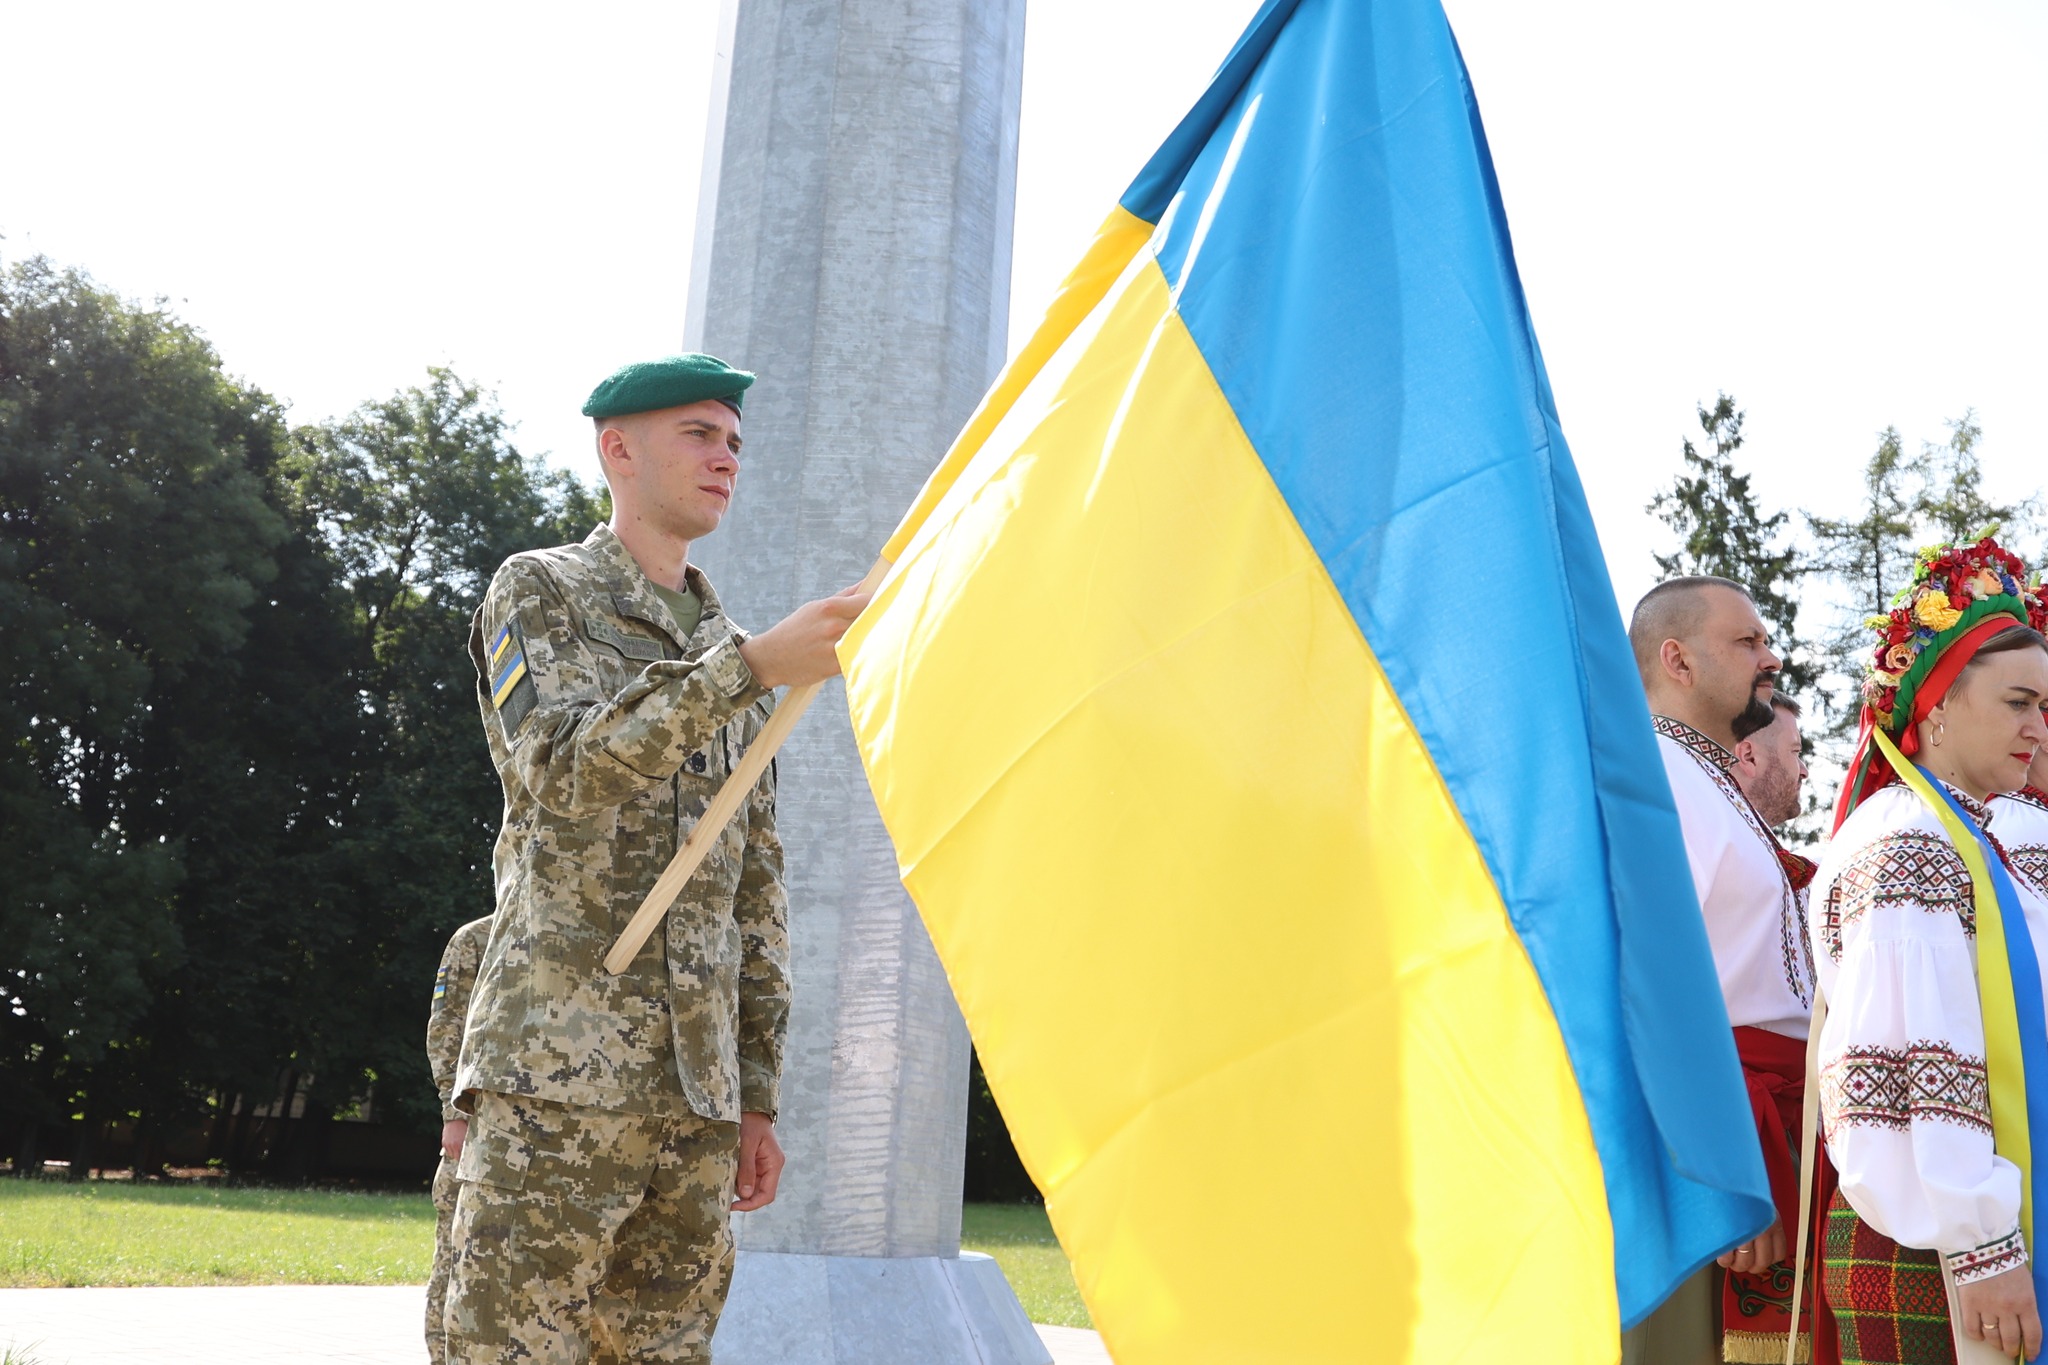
[1876,726,2048,1294]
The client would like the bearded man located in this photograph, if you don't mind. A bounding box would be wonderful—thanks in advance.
[1735,692,1809,830]
[1627,576,1826,1365]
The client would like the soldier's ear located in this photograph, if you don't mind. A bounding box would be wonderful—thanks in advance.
[596,421,635,479]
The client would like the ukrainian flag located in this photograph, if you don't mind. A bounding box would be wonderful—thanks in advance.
[840,0,1773,1358]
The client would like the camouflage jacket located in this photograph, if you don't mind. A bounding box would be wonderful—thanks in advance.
[427,915,493,1121]
[454,523,790,1122]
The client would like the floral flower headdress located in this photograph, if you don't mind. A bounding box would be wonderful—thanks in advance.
[1860,533,2041,736]
[1836,531,2045,830]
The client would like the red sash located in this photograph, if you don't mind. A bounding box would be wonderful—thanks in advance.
[1722,1025,1839,1365]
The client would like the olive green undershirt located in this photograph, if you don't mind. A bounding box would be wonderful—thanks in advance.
[650,582,703,643]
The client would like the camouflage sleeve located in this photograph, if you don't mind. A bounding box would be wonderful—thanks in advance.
[473,559,769,818]
[733,724,791,1119]
[427,924,486,1122]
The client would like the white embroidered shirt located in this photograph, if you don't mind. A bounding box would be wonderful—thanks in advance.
[1811,781,2048,1282]
[1656,717,1814,1039]
[1990,788,2048,896]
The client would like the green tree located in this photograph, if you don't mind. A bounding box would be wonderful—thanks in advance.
[1649,394,1813,693]
[129,481,374,1177]
[1803,417,2037,756]
[272,370,605,1152]
[2,256,608,1179]
[1912,413,2028,553]
[0,255,291,1171]
[1803,429,1919,742]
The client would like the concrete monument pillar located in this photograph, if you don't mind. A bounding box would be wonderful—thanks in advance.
[684,1,1045,1361]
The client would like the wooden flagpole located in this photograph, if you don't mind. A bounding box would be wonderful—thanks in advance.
[603,556,891,975]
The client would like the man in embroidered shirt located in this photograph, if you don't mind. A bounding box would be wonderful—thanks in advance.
[1734,692,1809,830]
[442,354,870,1364]
[1629,575,1818,1365]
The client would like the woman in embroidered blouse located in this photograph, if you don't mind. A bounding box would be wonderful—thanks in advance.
[1813,536,2048,1364]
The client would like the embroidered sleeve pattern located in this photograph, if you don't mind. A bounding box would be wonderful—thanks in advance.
[1943,1229,2028,1285]
[2009,844,2048,897]
[1820,831,1975,962]
[1655,716,1815,1003]
[1820,1041,1992,1135]
[1815,794,2023,1261]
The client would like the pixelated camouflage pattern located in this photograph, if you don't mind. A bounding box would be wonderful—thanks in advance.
[428,1151,462,1365]
[445,1090,739,1365]
[456,524,789,1123]
[428,915,494,1123]
[427,915,490,1365]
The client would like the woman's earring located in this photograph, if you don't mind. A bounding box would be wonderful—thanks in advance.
[1933,720,1947,747]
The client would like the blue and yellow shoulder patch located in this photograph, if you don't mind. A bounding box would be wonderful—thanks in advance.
[488,621,538,732]
[433,963,451,1002]
[489,623,527,705]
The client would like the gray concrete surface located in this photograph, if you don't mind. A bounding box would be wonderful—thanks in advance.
[0,1286,1109,1364]
[682,0,1035,1359]
[714,1252,1051,1365]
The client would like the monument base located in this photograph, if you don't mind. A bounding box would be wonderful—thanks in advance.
[711,1249,1053,1365]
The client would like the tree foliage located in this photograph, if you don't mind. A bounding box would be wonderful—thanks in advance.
[0,256,605,1175]
[1,257,286,1162]
[1803,416,2030,745]
[1647,392,2037,765]
[1649,394,1813,693]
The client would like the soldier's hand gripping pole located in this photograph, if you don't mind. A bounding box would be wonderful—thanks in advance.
[603,557,890,975]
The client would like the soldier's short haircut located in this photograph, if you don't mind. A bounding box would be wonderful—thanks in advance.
[1628,575,1753,685]
[1770,692,1802,718]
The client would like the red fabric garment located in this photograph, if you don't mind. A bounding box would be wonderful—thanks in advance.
[1723,1025,1841,1365]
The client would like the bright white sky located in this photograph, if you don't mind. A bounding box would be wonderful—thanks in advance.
[6,0,2044,621]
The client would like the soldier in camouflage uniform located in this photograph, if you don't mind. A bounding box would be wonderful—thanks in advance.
[426,913,493,1365]
[444,354,868,1365]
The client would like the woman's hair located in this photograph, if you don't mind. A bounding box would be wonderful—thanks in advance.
[1962,624,2048,668]
[1946,626,2048,703]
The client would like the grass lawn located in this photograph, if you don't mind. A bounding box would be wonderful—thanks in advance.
[0,1181,433,1288]
[0,1181,1089,1328]
[961,1202,1090,1328]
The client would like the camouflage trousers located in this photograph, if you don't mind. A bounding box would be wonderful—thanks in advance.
[444,1090,740,1365]
[428,1154,460,1365]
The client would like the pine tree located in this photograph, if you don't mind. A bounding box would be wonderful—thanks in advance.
[1804,416,2037,751]
[1648,394,1813,693]
[1912,413,2027,551]
[1804,430,1919,745]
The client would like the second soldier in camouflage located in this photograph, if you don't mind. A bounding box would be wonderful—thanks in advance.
[425,913,492,1365]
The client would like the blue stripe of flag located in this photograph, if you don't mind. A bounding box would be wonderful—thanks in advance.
[1123,0,1772,1322]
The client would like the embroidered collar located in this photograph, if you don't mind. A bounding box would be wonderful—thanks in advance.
[1943,781,1994,827]
[2002,786,2048,816]
[1656,714,1813,1002]
[1653,715,1736,772]
[1889,775,1994,827]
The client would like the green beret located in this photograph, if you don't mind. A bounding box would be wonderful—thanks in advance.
[582,353,754,420]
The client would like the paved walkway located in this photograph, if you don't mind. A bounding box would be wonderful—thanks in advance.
[0,1285,1110,1364]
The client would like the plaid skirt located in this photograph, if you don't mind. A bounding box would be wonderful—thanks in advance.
[1822,1189,1956,1365]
